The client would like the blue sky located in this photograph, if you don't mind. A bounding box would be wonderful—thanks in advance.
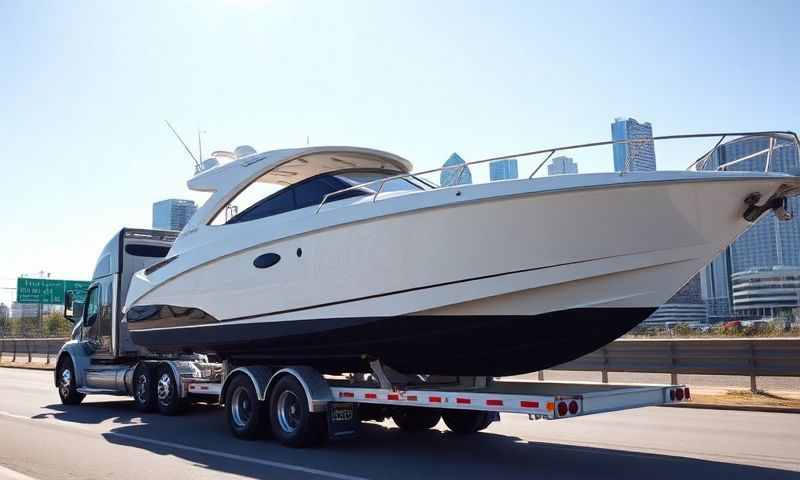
[1,0,798,304]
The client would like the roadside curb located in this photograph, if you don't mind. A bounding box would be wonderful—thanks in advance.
[0,363,54,371]
[664,402,800,414]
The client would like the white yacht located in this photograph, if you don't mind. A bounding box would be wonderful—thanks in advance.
[122,132,800,376]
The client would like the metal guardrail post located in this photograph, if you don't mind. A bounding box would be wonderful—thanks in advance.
[537,371,544,381]
[601,347,609,383]
[26,340,32,363]
[12,339,17,362]
[45,339,51,365]
[669,341,678,385]
[749,340,758,393]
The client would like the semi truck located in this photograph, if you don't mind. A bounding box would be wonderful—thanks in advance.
[55,228,691,448]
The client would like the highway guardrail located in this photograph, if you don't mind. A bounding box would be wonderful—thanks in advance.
[2,337,799,392]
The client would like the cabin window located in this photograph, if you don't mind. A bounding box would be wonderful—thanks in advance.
[228,187,295,224]
[210,170,420,226]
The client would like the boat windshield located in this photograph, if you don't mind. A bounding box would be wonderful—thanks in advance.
[334,171,430,193]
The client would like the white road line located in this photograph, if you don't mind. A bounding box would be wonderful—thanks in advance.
[0,411,368,480]
[0,465,39,480]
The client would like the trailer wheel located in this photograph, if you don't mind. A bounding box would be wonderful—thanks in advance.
[155,364,187,415]
[133,363,157,413]
[56,357,85,405]
[268,376,326,448]
[391,407,441,432]
[442,410,493,434]
[225,375,266,439]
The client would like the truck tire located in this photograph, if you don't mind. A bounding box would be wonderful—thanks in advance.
[268,375,326,448]
[442,410,493,435]
[391,407,441,431]
[56,356,85,405]
[133,363,157,413]
[225,375,266,439]
[155,363,188,415]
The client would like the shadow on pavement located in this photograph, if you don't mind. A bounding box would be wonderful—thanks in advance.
[32,401,800,480]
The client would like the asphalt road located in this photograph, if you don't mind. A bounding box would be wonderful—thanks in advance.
[1,368,799,480]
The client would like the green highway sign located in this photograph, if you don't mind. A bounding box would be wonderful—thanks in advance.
[16,278,91,305]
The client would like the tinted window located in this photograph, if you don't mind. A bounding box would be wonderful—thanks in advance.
[228,188,295,224]
[294,176,358,209]
[125,244,171,258]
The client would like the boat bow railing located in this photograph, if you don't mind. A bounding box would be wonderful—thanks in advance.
[315,130,800,214]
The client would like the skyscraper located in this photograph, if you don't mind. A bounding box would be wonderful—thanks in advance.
[152,199,198,231]
[547,156,578,175]
[611,117,657,172]
[489,159,518,181]
[440,153,472,187]
[699,135,800,319]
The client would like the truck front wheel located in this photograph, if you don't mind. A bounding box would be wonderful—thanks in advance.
[56,357,85,405]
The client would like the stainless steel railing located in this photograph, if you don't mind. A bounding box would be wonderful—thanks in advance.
[314,130,800,214]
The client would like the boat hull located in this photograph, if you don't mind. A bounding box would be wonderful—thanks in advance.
[128,307,653,376]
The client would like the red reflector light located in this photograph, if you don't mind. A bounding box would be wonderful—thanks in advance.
[388,394,400,401]
[669,389,675,401]
[407,395,418,401]
[557,402,568,417]
[429,396,442,403]
[365,393,377,399]
[456,398,471,405]
[568,400,579,415]
[520,401,539,408]
[486,399,503,406]
[675,388,684,401]
[684,387,690,399]
[339,391,354,398]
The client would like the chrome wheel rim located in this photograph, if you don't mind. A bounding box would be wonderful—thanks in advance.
[136,374,149,403]
[60,368,72,398]
[230,387,252,428]
[157,372,172,404]
[276,390,300,433]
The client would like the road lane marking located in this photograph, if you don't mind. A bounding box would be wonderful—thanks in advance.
[106,432,369,480]
[0,411,368,480]
[0,465,39,480]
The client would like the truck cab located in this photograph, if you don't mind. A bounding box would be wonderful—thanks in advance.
[56,228,178,395]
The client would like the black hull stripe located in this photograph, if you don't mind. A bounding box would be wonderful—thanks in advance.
[129,307,656,376]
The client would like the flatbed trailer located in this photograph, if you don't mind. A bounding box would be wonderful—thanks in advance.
[53,228,691,448]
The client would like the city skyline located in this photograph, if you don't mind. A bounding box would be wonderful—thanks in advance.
[489,158,519,181]
[153,198,198,231]
[440,153,473,187]
[1,1,798,305]
[547,156,579,175]
[611,117,657,172]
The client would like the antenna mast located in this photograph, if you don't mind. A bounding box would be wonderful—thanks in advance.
[165,120,200,169]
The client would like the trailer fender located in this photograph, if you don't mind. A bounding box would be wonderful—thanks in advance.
[266,366,334,413]
[220,366,274,404]
[54,341,92,389]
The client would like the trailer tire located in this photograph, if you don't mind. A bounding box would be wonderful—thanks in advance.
[155,364,188,416]
[56,356,85,405]
[133,363,157,413]
[391,407,441,432]
[268,376,326,448]
[442,410,493,434]
[225,375,267,439]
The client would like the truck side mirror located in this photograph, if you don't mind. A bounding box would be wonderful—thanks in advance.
[64,291,75,322]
